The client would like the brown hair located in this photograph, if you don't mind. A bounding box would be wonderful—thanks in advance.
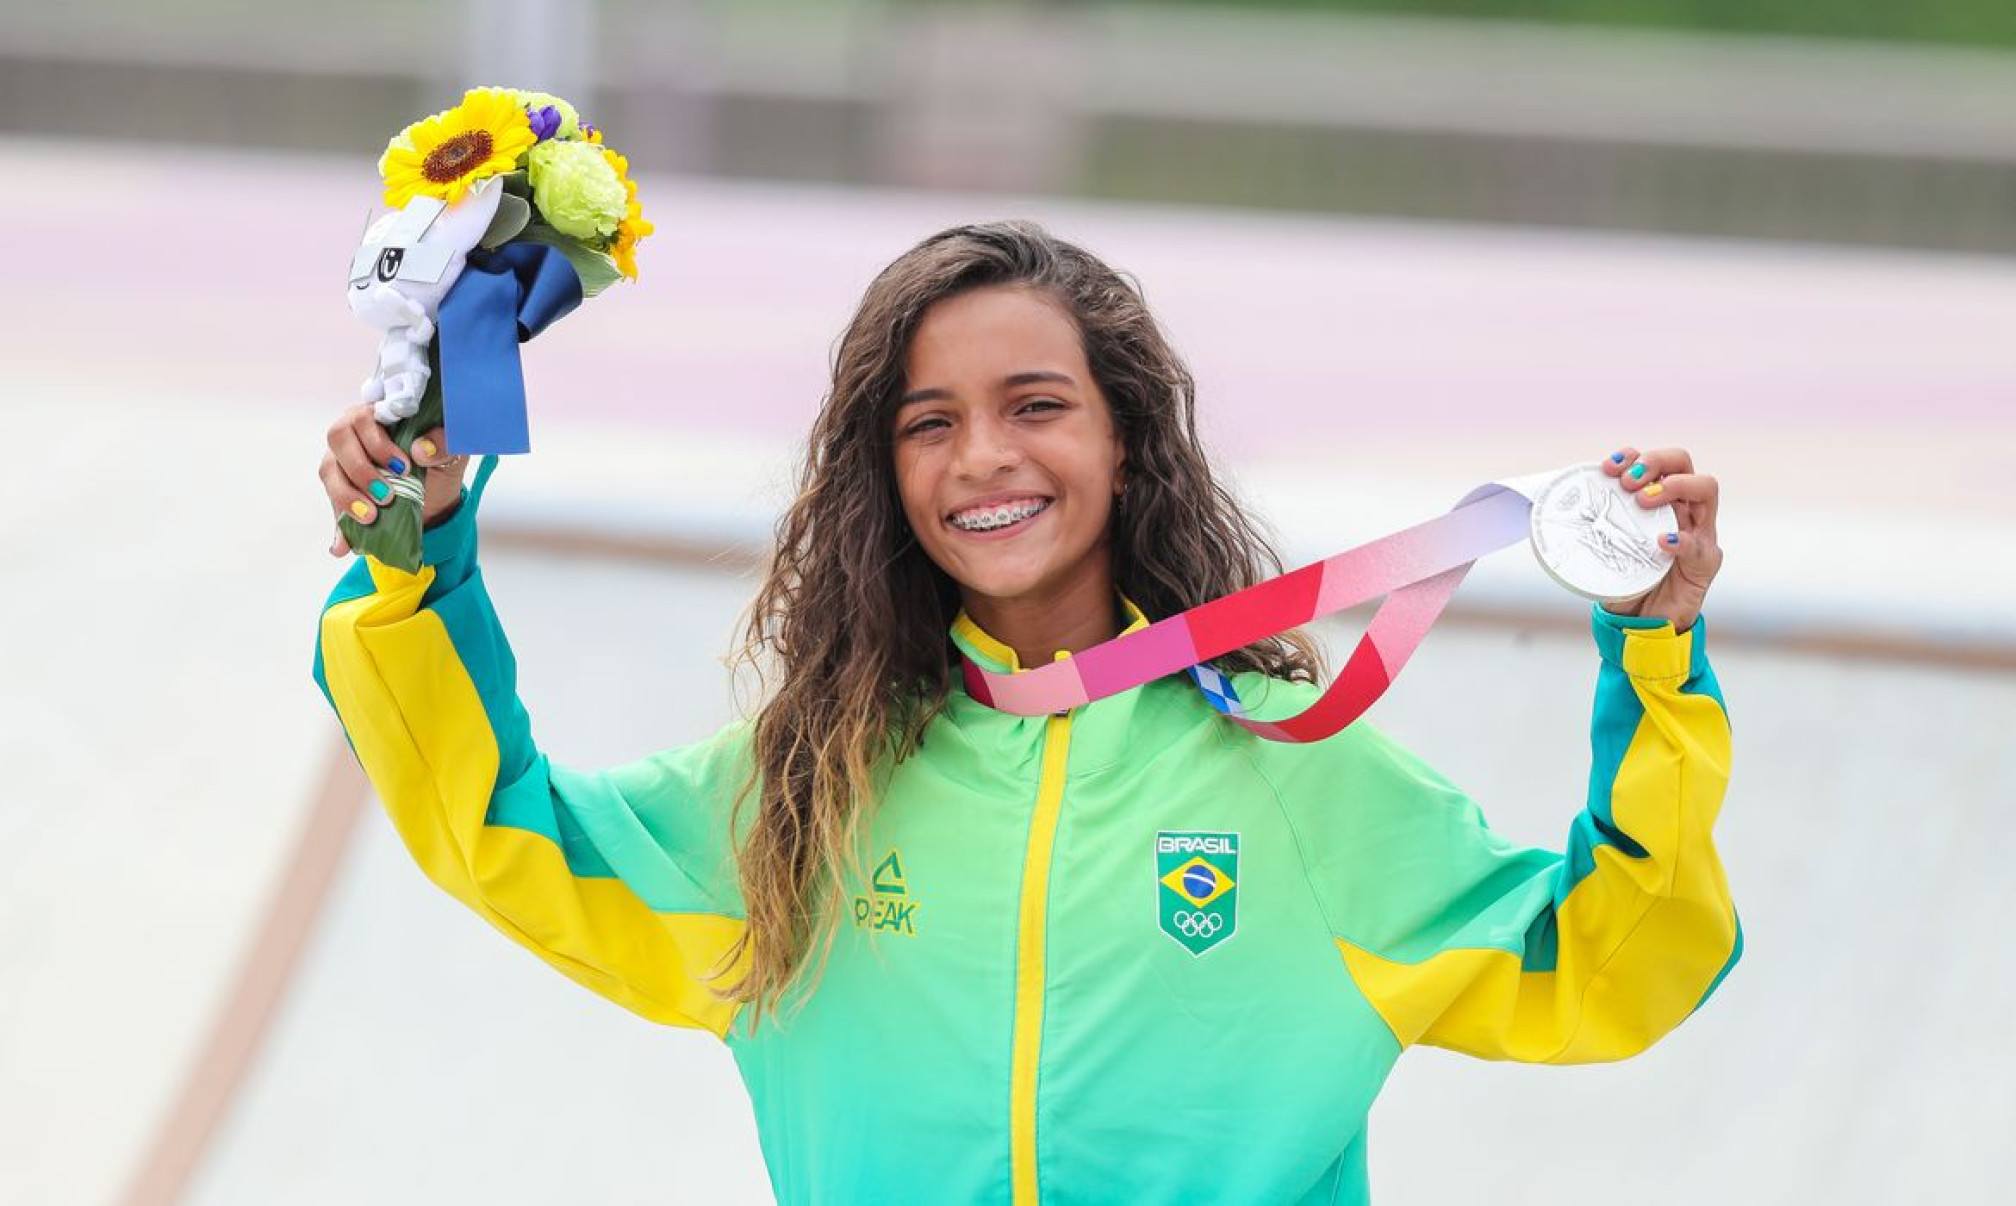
[713,219,1323,1030]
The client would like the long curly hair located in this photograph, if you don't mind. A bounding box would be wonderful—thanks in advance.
[712,219,1324,1031]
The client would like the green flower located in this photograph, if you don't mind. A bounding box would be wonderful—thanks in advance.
[472,85,582,139]
[516,90,581,139]
[526,139,626,241]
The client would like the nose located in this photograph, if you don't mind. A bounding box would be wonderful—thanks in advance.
[950,411,1021,480]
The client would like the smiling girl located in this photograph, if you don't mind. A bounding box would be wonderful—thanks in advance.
[314,220,1738,1204]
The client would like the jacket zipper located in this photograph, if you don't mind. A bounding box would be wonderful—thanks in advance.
[1009,708,1075,1206]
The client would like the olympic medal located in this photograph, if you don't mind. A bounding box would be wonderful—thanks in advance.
[1527,462,1676,603]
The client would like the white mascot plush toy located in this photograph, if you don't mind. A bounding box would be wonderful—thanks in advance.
[345,174,505,424]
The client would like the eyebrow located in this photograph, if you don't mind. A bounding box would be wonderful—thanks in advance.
[897,371,1076,407]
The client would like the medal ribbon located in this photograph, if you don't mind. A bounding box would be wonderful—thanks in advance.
[959,473,1561,743]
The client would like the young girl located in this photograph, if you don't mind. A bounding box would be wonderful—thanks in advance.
[314,220,1737,1205]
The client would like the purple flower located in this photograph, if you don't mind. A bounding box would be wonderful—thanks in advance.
[579,120,598,141]
[527,104,562,141]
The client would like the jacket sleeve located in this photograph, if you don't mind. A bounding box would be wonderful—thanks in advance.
[310,455,751,1036]
[1293,602,1740,1064]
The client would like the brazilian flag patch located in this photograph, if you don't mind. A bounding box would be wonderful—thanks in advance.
[1156,830,1239,955]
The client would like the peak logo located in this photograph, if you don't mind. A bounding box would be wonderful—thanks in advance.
[853,849,921,936]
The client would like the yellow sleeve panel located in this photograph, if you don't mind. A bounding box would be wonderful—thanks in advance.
[316,552,749,1037]
[1330,610,1739,1064]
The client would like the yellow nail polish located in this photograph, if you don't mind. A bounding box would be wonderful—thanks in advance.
[414,438,436,459]
[1643,482,1664,497]
[350,499,374,521]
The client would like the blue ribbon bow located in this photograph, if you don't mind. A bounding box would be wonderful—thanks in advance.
[434,241,584,455]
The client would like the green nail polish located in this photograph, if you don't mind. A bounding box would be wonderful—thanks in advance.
[369,479,391,502]
[1629,463,1647,479]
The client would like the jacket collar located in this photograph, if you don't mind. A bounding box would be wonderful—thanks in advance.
[940,594,1162,781]
[947,593,1151,674]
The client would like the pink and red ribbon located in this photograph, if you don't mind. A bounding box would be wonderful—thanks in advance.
[959,477,1548,743]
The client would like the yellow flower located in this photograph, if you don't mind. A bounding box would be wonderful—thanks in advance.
[376,130,414,181]
[610,210,654,280]
[601,146,653,280]
[380,87,536,209]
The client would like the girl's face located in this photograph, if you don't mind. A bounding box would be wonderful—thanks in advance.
[892,285,1126,609]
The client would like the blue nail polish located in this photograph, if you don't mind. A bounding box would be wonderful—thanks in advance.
[1609,451,1625,464]
[1664,532,1679,544]
[389,456,408,475]
[1629,463,1647,479]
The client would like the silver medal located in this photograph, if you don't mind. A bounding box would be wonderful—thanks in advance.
[1527,462,1676,603]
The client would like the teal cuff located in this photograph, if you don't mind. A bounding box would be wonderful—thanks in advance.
[421,485,476,560]
[1590,602,1672,632]
[418,454,500,600]
[1589,601,1710,681]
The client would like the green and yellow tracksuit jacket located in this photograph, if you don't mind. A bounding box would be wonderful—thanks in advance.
[311,462,1741,1205]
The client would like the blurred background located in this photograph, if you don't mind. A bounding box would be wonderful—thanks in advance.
[3,1,2011,1203]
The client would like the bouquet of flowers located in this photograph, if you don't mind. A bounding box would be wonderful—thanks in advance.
[341,85,653,571]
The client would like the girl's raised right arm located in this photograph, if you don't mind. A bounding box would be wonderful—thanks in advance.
[311,412,752,1036]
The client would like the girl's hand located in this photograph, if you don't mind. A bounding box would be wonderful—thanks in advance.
[320,404,469,557]
[1598,446,1722,633]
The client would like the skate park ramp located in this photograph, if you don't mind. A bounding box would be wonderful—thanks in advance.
[4,136,2013,1206]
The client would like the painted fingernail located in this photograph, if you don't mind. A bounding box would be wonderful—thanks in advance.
[1643,482,1664,497]
[414,438,437,461]
[1664,532,1680,544]
[388,455,408,475]
[1609,451,1625,464]
[350,499,375,521]
[368,479,392,503]
[1629,463,1647,479]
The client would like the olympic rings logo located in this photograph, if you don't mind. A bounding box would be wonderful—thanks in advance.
[1173,910,1224,937]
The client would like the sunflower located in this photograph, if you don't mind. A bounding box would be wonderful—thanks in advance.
[601,146,654,280]
[610,209,655,281]
[380,87,536,209]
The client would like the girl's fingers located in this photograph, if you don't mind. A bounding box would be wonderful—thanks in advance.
[1690,469,1717,537]
[320,403,418,555]
[328,424,389,499]
[1631,469,1705,507]
[1602,446,1722,614]
[410,426,451,467]
[1635,470,1719,546]
[1615,446,1695,492]
[1656,527,1706,570]
[320,454,380,528]
[348,407,413,477]
[1661,525,1724,581]
[329,423,404,517]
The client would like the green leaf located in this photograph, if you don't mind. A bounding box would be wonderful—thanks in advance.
[479,192,532,250]
[515,221,624,298]
[339,346,446,574]
[499,169,533,198]
[338,494,424,573]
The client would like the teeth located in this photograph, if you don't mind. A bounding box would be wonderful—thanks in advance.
[951,498,1048,531]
